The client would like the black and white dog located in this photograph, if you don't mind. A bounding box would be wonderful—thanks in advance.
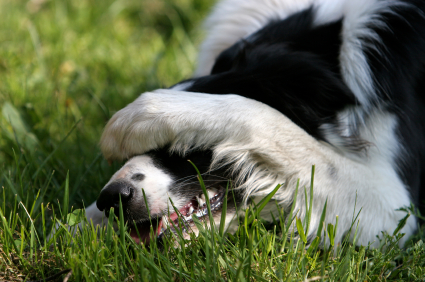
[84,0,425,247]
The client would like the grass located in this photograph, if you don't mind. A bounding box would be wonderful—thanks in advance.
[0,0,424,281]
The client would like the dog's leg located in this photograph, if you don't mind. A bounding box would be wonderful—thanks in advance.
[48,201,107,240]
[100,89,416,247]
[100,89,276,160]
[84,201,107,227]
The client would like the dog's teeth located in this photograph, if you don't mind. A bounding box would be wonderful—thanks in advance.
[196,196,205,206]
[196,209,204,217]
[162,216,169,227]
[207,189,217,199]
[189,206,194,214]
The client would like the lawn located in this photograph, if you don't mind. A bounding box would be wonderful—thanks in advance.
[0,0,424,281]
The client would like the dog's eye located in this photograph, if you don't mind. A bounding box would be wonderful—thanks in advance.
[131,173,145,181]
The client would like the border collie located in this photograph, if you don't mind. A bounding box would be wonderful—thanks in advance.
[83,0,425,247]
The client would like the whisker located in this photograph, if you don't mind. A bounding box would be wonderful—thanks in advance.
[175,173,228,184]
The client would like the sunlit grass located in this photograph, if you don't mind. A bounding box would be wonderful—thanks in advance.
[1,164,424,281]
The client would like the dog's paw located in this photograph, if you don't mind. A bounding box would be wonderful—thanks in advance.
[100,89,277,161]
[100,91,178,160]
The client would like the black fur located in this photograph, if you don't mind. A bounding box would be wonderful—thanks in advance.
[170,4,425,214]
[146,149,234,202]
[182,9,358,144]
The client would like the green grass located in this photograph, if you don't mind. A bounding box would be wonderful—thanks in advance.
[0,0,424,281]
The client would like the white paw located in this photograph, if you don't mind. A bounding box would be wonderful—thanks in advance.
[100,91,179,160]
[100,89,264,160]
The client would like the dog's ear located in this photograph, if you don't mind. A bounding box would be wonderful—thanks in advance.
[211,40,248,75]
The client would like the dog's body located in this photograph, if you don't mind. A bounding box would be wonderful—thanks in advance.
[84,0,425,247]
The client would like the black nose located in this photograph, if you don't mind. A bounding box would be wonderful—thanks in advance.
[96,181,134,217]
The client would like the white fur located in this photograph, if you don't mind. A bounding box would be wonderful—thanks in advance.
[170,81,194,91]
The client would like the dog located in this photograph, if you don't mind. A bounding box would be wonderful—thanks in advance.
[82,0,425,247]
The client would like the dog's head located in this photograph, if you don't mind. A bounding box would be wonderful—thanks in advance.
[96,149,241,244]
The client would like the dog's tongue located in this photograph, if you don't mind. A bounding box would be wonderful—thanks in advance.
[130,227,151,244]
[130,206,189,244]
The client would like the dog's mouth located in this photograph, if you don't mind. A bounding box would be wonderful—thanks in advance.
[129,187,226,244]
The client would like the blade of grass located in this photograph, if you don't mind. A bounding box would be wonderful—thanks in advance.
[219,181,229,237]
[305,165,315,235]
[62,170,70,223]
